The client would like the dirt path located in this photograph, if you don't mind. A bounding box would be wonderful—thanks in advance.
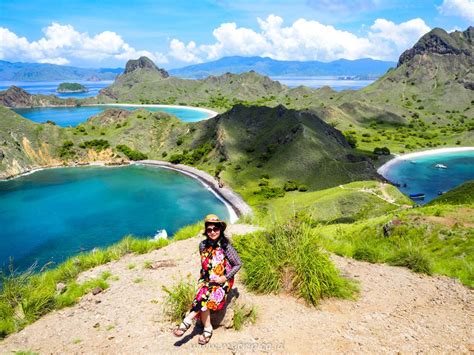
[1,224,472,354]
[338,183,402,207]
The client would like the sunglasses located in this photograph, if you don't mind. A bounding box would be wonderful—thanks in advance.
[206,226,221,233]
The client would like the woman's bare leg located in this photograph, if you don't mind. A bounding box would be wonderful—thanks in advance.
[173,310,197,336]
[200,309,211,328]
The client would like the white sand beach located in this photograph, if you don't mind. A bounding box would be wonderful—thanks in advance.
[96,103,219,118]
[377,147,474,176]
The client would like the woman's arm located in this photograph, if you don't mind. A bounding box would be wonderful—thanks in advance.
[224,243,242,280]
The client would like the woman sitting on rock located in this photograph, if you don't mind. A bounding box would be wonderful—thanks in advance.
[172,214,242,345]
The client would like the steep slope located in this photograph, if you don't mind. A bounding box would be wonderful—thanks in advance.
[294,26,474,153]
[98,59,286,108]
[427,180,474,205]
[0,104,379,197]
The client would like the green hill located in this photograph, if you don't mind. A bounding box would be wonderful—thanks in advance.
[0,105,379,194]
[427,180,474,206]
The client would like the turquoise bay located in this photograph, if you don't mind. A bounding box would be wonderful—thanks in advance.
[0,165,229,270]
[379,149,474,204]
[13,104,213,127]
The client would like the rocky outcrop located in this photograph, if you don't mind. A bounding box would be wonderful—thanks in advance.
[0,86,80,108]
[0,86,35,107]
[398,27,473,67]
[124,56,169,78]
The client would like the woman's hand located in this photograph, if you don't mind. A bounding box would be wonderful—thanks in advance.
[215,276,227,284]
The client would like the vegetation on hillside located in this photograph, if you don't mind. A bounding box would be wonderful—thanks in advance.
[0,222,203,339]
[233,219,358,306]
[57,83,87,93]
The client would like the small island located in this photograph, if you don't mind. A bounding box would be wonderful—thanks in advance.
[56,82,88,93]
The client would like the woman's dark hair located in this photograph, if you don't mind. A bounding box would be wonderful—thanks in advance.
[203,223,229,250]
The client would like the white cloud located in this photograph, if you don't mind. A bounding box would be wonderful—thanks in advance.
[368,18,431,57]
[169,39,202,63]
[0,23,168,65]
[168,15,431,63]
[438,0,474,21]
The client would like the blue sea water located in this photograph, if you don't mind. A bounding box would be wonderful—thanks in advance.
[380,150,474,204]
[0,80,112,99]
[13,105,211,127]
[0,165,229,270]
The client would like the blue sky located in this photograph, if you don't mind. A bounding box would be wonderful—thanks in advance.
[0,0,472,68]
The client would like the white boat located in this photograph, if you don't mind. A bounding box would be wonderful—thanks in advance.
[435,164,447,169]
[153,229,168,240]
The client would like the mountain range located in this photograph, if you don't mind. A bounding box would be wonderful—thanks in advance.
[168,56,396,78]
[0,60,122,81]
[0,56,396,82]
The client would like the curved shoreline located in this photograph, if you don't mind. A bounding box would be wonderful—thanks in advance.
[1,160,251,223]
[132,160,252,223]
[377,147,474,176]
[94,103,219,119]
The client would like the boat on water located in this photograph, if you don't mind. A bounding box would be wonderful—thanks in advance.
[435,163,447,169]
[409,193,425,200]
[153,229,168,240]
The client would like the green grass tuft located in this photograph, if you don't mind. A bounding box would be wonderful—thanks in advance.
[162,276,196,323]
[233,220,358,306]
[0,234,170,339]
[233,303,257,331]
[172,222,202,241]
[388,248,433,275]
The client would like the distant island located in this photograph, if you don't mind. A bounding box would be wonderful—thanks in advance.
[57,82,88,93]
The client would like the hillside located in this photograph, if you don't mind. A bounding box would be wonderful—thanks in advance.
[0,224,472,353]
[0,60,122,81]
[427,180,474,205]
[288,27,474,153]
[98,60,286,109]
[0,105,379,195]
[168,56,395,78]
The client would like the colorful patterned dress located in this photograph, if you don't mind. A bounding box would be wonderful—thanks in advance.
[190,237,242,313]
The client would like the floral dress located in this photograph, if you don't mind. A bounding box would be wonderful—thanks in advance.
[190,238,242,313]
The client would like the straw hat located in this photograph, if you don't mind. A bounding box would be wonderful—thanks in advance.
[204,214,227,231]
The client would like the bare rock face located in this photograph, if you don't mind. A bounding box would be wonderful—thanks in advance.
[124,56,169,78]
[0,86,34,107]
[398,26,473,67]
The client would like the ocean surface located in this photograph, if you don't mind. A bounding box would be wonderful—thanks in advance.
[0,165,229,270]
[0,80,112,98]
[271,76,375,91]
[380,150,474,204]
[13,105,211,126]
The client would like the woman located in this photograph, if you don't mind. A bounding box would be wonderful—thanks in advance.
[172,214,242,345]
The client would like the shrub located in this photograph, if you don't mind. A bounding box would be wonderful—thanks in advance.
[233,221,358,306]
[388,248,433,275]
[116,145,147,161]
[373,147,391,155]
[283,180,299,191]
[162,277,196,323]
[79,139,110,152]
[343,132,357,148]
[58,141,75,159]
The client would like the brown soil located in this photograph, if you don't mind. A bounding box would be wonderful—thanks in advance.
[1,224,472,354]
